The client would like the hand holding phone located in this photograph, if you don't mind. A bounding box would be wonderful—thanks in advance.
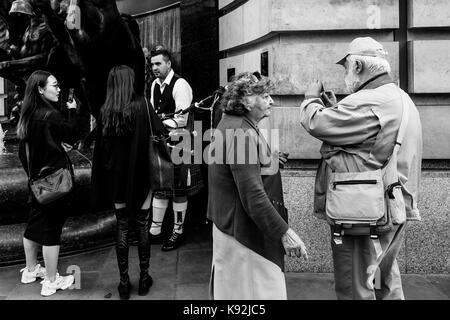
[321,90,337,108]
[66,88,77,110]
[68,88,74,103]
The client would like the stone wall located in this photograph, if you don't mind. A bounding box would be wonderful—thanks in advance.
[219,0,450,273]
[219,0,450,160]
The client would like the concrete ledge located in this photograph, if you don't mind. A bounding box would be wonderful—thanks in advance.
[417,106,450,159]
[0,168,92,224]
[0,149,116,266]
[219,0,399,50]
[282,170,450,274]
[408,0,450,28]
[408,40,450,93]
[272,42,399,95]
[219,0,235,10]
[265,105,450,160]
[220,40,400,94]
[271,0,399,32]
[0,211,116,266]
[267,107,322,159]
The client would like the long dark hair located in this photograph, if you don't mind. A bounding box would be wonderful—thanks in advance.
[17,70,54,139]
[100,65,137,136]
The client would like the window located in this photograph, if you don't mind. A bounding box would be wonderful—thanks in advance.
[261,51,268,77]
[227,68,235,82]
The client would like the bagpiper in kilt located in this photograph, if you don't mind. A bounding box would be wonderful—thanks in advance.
[149,48,203,251]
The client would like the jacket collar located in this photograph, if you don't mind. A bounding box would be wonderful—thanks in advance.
[243,115,259,131]
[156,69,174,87]
[355,72,394,92]
[222,114,272,154]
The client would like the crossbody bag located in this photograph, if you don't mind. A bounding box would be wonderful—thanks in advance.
[325,88,410,242]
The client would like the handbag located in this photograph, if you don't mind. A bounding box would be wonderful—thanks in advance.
[325,88,410,241]
[26,143,74,205]
[144,97,174,191]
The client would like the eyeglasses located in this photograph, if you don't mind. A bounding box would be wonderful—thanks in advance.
[48,83,60,89]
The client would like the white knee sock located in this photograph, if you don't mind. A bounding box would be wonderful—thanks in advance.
[173,201,188,235]
[151,198,169,235]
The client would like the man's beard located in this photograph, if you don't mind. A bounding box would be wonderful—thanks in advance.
[344,71,361,94]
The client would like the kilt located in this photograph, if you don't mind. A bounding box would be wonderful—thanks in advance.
[154,162,204,198]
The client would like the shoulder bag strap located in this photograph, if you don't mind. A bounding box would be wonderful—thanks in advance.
[24,111,51,180]
[25,142,32,181]
[381,87,410,170]
[392,88,410,158]
[144,97,155,136]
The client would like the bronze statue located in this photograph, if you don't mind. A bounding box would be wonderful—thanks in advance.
[0,0,145,121]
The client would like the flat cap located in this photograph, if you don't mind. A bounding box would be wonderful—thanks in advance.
[336,37,388,65]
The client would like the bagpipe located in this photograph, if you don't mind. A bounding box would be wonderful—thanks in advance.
[148,87,226,194]
[159,86,226,155]
[160,86,225,121]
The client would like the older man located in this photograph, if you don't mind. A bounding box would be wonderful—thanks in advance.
[299,37,422,300]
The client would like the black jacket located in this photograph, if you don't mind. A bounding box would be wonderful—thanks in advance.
[91,96,152,214]
[19,105,80,181]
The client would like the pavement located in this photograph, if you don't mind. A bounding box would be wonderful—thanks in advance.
[0,224,449,300]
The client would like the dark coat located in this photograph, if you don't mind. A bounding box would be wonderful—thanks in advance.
[207,114,289,270]
[18,104,81,182]
[91,96,151,215]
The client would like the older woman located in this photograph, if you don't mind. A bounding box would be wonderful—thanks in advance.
[207,72,308,300]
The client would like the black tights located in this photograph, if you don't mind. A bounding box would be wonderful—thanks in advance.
[115,208,150,281]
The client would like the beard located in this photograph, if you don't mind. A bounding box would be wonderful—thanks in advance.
[344,71,361,94]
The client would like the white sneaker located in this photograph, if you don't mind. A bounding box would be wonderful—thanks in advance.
[20,264,46,284]
[41,274,75,297]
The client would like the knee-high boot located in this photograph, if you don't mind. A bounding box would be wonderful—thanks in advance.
[115,208,131,299]
[136,209,153,296]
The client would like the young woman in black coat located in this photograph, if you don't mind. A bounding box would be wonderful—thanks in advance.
[97,65,153,300]
[17,70,80,297]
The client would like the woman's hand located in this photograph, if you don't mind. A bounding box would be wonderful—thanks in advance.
[282,228,308,260]
[66,100,77,110]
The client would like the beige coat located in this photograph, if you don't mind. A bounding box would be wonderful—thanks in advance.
[299,74,422,222]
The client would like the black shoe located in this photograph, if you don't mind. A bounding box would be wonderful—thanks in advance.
[138,272,153,296]
[161,232,184,252]
[118,278,132,300]
[149,232,164,245]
